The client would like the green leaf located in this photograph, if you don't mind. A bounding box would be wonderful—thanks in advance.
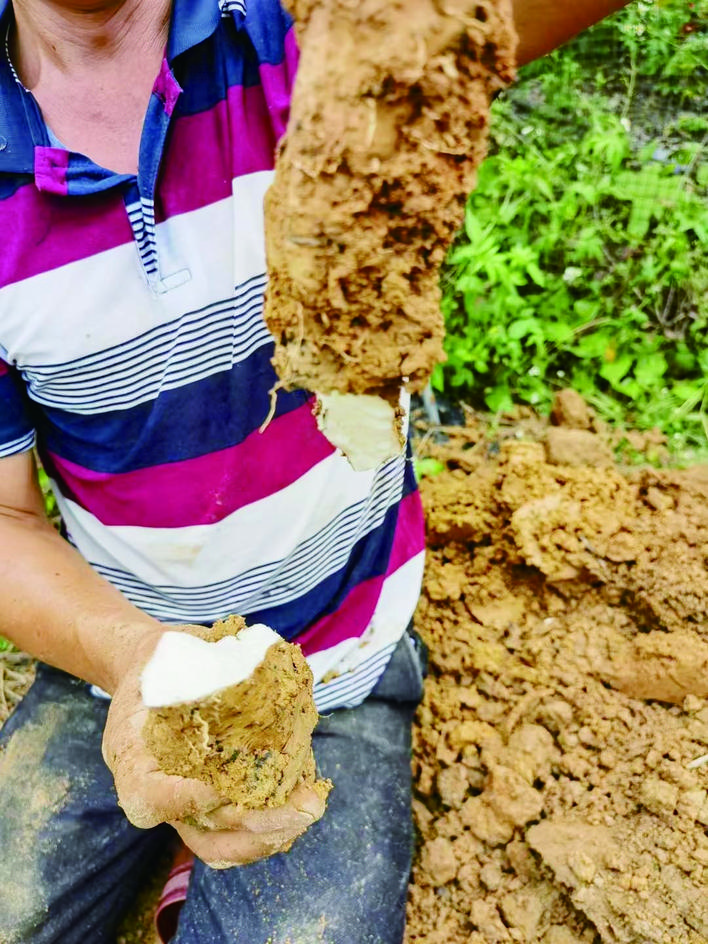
[414,457,446,480]
[599,353,633,386]
[508,318,540,340]
[485,384,514,413]
[635,352,668,386]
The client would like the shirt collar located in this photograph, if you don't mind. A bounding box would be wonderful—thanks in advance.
[0,0,230,176]
[0,0,34,175]
[168,0,225,61]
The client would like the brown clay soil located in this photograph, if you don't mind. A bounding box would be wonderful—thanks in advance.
[2,397,708,943]
[406,397,708,944]
[264,0,516,400]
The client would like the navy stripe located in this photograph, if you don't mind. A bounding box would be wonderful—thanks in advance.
[0,175,33,202]
[0,429,35,458]
[173,27,263,117]
[37,347,309,472]
[0,370,35,447]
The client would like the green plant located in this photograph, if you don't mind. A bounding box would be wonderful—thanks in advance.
[436,0,708,452]
[38,466,58,519]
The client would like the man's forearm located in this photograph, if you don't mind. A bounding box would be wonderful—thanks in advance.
[0,511,162,694]
[512,0,632,66]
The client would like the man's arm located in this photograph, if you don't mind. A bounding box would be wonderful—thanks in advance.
[512,0,633,66]
[0,451,161,694]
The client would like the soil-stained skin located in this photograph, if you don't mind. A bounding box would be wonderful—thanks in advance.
[143,616,330,813]
[406,411,708,944]
[264,0,517,402]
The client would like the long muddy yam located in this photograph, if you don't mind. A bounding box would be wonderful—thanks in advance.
[264,0,517,400]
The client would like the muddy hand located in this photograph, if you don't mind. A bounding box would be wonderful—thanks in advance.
[172,782,327,869]
[102,630,229,829]
[102,628,326,867]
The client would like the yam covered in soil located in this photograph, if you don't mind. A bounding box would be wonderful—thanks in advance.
[407,410,708,944]
[264,0,517,400]
[143,616,331,811]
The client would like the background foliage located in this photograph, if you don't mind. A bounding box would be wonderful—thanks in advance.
[435,0,708,454]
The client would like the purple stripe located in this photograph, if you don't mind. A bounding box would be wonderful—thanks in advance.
[158,83,278,222]
[34,148,70,196]
[2,82,282,284]
[0,184,133,287]
[258,26,298,143]
[47,400,335,527]
[0,361,8,378]
[298,492,425,656]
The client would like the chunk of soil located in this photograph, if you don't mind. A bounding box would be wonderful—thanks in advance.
[406,421,708,944]
[143,616,331,811]
[550,389,594,431]
[0,650,35,725]
[544,428,614,468]
[264,0,517,400]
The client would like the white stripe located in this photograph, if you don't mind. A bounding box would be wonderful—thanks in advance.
[0,429,36,458]
[1,176,272,370]
[232,171,271,289]
[54,452,404,589]
[308,553,425,680]
[220,0,247,16]
[23,284,271,412]
[313,645,398,713]
[310,554,425,709]
[366,551,426,643]
[28,276,267,384]
[62,469,406,622]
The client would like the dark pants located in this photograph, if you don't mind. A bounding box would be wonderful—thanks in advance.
[0,633,425,944]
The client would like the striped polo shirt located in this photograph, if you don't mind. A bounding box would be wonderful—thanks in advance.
[0,0,425,711]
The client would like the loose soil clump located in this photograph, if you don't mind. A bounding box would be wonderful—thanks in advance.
[406,409,708,943]
[264,0,517,400]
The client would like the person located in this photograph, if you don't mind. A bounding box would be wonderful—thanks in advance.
[0,0,630,941]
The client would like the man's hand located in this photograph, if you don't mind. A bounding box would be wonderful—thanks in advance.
[102,629,326,869]
[172,782,327,869]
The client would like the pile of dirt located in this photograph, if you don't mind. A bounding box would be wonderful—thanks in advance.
[406,406,708,943]
[0,649,34,725]
[264,0,516,400]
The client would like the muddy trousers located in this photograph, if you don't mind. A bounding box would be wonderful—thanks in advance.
[0,633,425,944]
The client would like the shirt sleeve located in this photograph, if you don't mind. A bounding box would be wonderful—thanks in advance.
[0,359,36,458]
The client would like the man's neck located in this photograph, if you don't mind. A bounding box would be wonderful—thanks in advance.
[9,0,172,174]
[11,0,171,86]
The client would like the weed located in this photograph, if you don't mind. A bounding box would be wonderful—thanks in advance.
[437,0,708,450]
